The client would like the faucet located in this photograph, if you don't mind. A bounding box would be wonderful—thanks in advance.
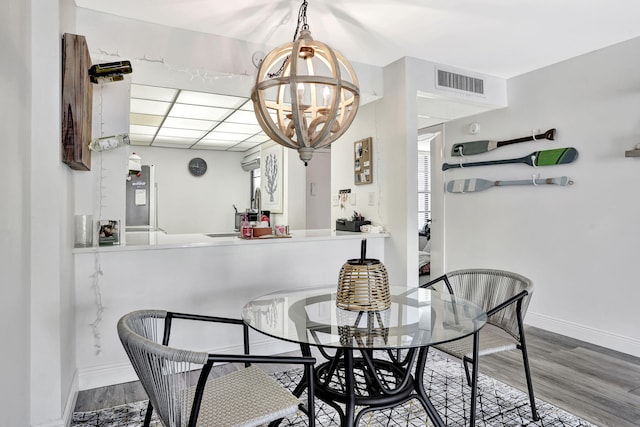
[253,188,261,213]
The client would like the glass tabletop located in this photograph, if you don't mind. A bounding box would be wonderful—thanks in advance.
[242,285,487,350]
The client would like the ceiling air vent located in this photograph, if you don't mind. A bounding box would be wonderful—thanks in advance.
[436,68,484,95]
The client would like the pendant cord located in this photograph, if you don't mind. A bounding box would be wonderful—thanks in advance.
[267,0,309,78]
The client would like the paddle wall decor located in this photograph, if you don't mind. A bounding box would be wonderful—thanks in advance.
[446,176,574,193]
[442,147,578,171]
[451,128,556,157]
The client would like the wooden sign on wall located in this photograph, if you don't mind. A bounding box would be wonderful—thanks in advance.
[61,33,92,170]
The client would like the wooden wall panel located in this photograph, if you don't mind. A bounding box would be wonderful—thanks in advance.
[61,33,92,170]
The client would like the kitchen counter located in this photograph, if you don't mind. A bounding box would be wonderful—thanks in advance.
[73,228,389,253]
[73,228,390,390]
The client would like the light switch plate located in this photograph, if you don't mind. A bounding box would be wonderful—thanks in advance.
[349,193,356,205]
[331,195,339,206]
[368,192,375,206]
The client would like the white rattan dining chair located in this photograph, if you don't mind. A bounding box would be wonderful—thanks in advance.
[117,309,316,427]
[421,269,539,422]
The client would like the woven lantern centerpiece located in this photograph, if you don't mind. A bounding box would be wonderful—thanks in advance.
[336,239,390,311]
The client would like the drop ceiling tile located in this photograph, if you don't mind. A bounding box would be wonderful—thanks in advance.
[225,109,260,125]
[162,117,217,131]
[131,84,178,102]
[201,131,249,142]
[193,144,229,151]
[244,133,270,143]
[157,127,205,139]
[168,103,232,121]
[130,124,159,135]
[129,133,153,145]
[213,122,262,134]
[239,100,255,111]
[130,113,164,127]
[152,136,197,148]
[130,99,172,115]
[177,91,247,109]
[195,139,237,149]
[227,142,261,151]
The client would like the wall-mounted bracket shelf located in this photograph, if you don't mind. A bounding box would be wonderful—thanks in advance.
[624,149,640,157]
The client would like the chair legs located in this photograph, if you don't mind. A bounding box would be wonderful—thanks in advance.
[462,337,538,424]
[519,337,539,420]
[143,401,153,427]
[469,331,480,427]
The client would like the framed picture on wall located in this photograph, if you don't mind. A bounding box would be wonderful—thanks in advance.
[354,137,372,185]
[260,143,284,213]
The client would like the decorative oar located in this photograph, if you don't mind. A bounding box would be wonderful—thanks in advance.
[446,176,573,193]
[451,128,556,157]
[442,147,577,171]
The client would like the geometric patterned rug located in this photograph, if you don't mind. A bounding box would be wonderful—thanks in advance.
[71,351,597,427]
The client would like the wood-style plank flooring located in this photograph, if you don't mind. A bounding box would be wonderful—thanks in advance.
[75,326,640,426]
[480,326,640,427]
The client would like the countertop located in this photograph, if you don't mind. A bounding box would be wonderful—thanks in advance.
[72,229,389,253]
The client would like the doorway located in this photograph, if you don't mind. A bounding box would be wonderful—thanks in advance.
[418,126,444,283]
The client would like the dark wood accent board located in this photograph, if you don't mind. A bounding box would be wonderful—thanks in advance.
[61,33,92,170]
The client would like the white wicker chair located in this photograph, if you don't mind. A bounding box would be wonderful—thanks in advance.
[422,269,538,422]
[117,310,316,427]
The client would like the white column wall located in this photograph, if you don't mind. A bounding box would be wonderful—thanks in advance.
[0,0,31,426]
[331,63,415,286]
[442,37,640,356]
[306,150,331,229]
[30,0,80,425]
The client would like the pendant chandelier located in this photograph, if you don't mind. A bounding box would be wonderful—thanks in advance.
[251,0,360,165]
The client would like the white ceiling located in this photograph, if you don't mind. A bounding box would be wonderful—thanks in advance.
[77,0,640,149]
[76,0,640,79]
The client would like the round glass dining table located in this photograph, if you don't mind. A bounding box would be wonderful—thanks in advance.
[242,285,487,427]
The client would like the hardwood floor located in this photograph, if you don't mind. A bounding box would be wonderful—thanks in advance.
[479,326,640,427]
[75,326,640,426]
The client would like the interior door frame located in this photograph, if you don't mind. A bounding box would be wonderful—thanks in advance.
[418,124,445,278]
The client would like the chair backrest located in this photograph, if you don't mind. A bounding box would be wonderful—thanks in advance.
[117,310,208,427]
[445,269,533,340]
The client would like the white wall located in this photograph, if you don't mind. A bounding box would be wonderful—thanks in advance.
[331,57,507,286]
[132,146,249,233]
[0,0,31,425]
[331,60,414,285]
[306,150,331,229]
[442,37,640,356]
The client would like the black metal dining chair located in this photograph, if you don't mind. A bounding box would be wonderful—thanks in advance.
[117,309,316,427]
[421,268,539,421]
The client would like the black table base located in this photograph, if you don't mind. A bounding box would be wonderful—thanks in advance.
[291,345,446,427]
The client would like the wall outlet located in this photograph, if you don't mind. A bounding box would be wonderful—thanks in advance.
[368,192,375,206]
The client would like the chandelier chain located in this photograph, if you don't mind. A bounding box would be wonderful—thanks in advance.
[267,0,310,78]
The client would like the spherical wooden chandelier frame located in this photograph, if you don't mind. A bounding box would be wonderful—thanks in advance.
[252,29,360,165]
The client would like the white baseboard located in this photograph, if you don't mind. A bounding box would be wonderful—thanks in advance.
[526,312,640,358]
[78,337,299,390]
[31,371,78,427]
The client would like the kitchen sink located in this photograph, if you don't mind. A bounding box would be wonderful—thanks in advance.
[205,232,239,238]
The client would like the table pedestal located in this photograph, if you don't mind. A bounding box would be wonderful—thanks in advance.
[294,345,445,427]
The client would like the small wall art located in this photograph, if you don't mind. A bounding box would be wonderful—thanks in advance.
[261,143,284,213]
[354,137,372,185]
